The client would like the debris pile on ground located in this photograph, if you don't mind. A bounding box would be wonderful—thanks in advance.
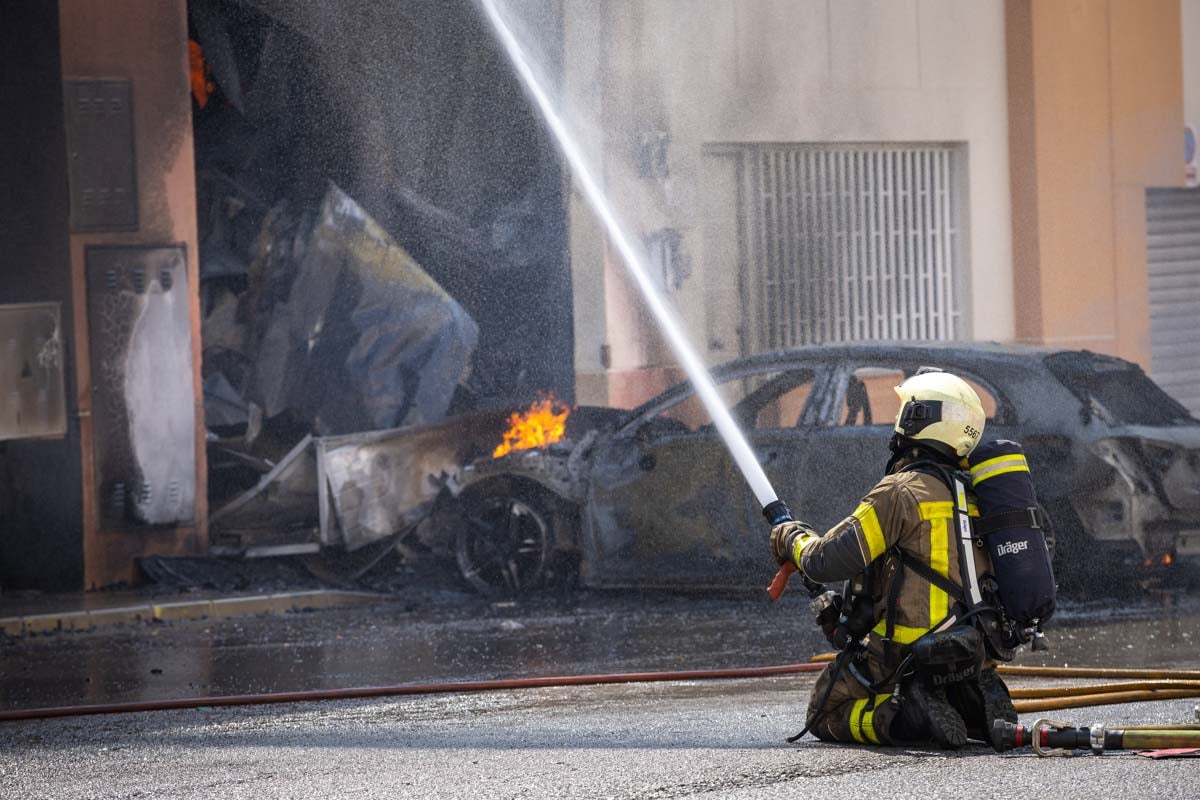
[202,184,478,438]
[182,0,574,576]
[140,555,326,593]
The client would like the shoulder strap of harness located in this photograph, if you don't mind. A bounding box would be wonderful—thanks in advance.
[881,545,966,661]
[892,547,965,604]
[899,459,983,611]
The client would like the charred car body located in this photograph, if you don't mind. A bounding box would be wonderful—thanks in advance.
[445,343,1200,596]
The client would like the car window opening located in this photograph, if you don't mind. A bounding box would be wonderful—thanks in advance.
[639,369,817,434]
[840,367,999,426]
[1044,352,1196,427]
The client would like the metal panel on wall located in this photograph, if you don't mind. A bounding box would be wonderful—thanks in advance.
[1146,188,1200,415]
[63,78,138,231]
[0,303,67,440]
[86,246,195,528]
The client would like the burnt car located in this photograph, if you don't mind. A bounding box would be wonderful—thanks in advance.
[442,343,1200,597]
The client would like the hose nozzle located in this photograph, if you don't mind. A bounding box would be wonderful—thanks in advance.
[762,499,793,525]
[763,499,826,600]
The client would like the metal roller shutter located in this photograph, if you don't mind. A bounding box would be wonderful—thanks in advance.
[1146,188,1200,416]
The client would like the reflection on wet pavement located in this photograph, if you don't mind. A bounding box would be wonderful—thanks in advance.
[2,591,1198,711]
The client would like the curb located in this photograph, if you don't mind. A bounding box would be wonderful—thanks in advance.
[0,590,385,637]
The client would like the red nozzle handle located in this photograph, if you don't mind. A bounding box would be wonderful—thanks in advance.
[767,561,797,601]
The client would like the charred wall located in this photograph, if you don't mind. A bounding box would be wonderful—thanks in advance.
[192,0,573,408]
[0,4,84,590]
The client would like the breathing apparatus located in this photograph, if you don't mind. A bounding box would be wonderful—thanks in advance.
[889,368,1056,653]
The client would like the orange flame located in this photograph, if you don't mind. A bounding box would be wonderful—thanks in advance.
[189,40,215,109]
[493,396,570,458]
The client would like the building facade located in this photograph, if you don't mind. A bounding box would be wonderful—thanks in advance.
[561,0,1196,413]
[4,0,1200,591]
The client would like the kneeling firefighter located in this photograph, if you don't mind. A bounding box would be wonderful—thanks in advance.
[769,369,1056,748]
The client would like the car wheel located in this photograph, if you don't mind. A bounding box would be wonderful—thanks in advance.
[454,478,558,598]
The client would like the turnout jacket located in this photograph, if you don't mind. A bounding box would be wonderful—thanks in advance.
[792,469,992,658]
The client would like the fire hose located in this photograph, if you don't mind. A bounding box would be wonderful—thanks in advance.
[962,666,1200,714]
[991,718,1200,756]
[0,662,826,723]
[6,658,1197,759]
[808,652,1200,713]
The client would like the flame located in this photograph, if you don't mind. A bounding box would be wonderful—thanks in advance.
[189,40,215,109]
[493,396,570,458]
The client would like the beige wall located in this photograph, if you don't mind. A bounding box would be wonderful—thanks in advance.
[59,0,207,587]
[1007,0,1184,367]
[1184,0,1200,140]
[563,0,1014,406]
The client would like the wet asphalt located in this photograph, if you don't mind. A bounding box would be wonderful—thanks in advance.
[1,589,1199,710]
[2,590,1199,798]
[2,676,1198,800]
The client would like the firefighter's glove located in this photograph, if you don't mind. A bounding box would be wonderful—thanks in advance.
[770,520,818,567]
[811,590,846,650]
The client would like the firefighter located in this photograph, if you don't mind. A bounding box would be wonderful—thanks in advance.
[770,370,1018,749]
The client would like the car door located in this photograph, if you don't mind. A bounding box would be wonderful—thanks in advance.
[580,366,826,589]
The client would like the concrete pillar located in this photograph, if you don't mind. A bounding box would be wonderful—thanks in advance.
[1006,0,1184,367]
[563,0,690,409]
[58,0,207,588]
[564,0,611,406]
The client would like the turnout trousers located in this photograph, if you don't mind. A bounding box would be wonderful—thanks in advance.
[804,657,902,746]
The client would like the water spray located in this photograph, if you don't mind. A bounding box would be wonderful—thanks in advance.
[478,1,814,599]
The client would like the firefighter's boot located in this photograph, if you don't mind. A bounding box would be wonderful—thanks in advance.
[977,668,1017,727]
[903,680,968,749]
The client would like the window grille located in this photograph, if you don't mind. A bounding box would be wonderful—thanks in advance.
[737,144,967,353]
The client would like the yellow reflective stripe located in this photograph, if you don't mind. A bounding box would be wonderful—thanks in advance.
[972,464,1030,484]
[970,454,1029,484]
[918,500,979,520]
[918,500,953,520]
[853,503,886,561]
[860,694,891,745]
[790,534,813,566]
[970,453,1028,474]
[929,518,950,625]
[849,697,871,743]
[871,619,929,644]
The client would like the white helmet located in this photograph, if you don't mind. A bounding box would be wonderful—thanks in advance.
[893,369,985,458]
